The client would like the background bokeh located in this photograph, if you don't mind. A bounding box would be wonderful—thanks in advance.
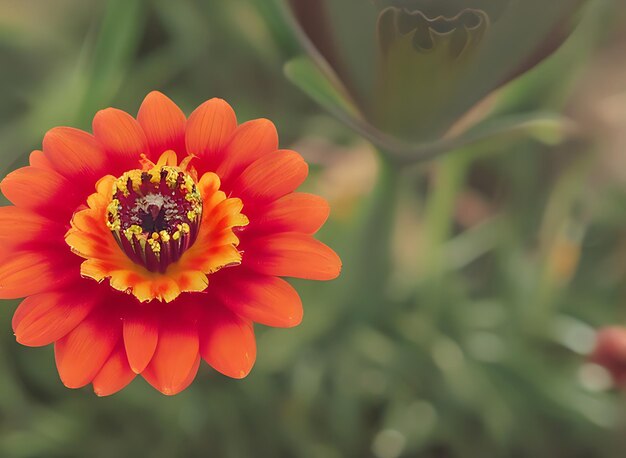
[1,0,626,457]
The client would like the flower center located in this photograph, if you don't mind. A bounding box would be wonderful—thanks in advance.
[106,162,202,273]
[65,150,248,303]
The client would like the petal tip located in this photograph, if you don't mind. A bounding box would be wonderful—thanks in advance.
[93,387,112,397]
[143,90,167,101]
[288,313,304,328]
[227,362,253,380]
[59,377,85,390]
[93,107,116,119]
[129,365,144,375]
[160,387,175,396]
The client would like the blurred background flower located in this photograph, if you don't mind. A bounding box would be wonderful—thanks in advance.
[286,0,589,160]
[0,0,626,457]
[590,327,626,387]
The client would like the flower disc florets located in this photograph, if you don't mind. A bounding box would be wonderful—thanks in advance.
[107,159,202,273]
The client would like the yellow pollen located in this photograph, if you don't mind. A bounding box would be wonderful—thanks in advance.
[123,224,144,241]
[147,238,161,253]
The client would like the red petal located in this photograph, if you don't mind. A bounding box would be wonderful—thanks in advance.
[215,119,278,185]
[247,193,330,235]
[137,91,187,157]
[0,166,78,217]
[199,306,256,379]
[12,286,99,347]
[123,310,159,374]
[92,108,149,172]
[141,316,199,395]
[92,342,136,396]
[231,150,308,204]
[185,98,237,166]
[0,206,64,253]
[54,309,121,389]
[217,272,303,328]
[245,233,341,281]
[42,127,107,179]
[0,250,76,299]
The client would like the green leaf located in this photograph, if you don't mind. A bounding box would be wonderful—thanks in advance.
[0,0,144,177]
[284,56,362,123]
[75,0,145,123]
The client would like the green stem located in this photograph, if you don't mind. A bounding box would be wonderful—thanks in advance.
[525,153,591,334]
[341,151,400,318]
[421,150,470,280]
[418,149,470,315]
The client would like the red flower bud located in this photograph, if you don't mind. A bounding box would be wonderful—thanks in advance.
[589,326,626,387]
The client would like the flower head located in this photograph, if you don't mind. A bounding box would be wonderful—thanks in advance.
[0,92,341,395]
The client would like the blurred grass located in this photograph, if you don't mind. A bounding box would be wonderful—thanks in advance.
[1,0,626,457]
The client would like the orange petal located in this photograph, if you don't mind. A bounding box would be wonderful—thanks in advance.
[143,353,201,396]
[123,311,159,374]
[141,316,199,395]
[245,233,341,280]
[231,150,308,204]
[133,276,182,304]
[185,98,237,162]
[168,354,201,394]
[199,306,256,379]
[29,150,53,169]
[172,270,209,294]
[54,309,121,389]
[12,286,99,347]
[217,272,303,328]
[92,108,149,170]
[65,226,117,259]
[215,119,278,184]
[0,166,77,217]
[92,342,136,396]
[137,91,186,157]
[0,251,76,299]
[42,127,107,178]
[248,193,330,235]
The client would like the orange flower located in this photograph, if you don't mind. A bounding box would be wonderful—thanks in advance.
[0,92,341,396]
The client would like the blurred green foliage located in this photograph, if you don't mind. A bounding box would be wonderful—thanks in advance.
[1,1,626,457]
